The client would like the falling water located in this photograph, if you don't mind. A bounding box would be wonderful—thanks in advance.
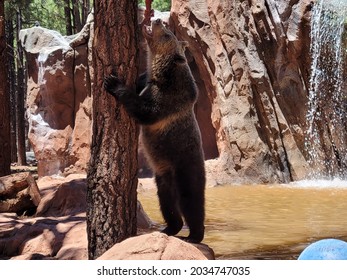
[305,0,347,179]
[37,52,48,85]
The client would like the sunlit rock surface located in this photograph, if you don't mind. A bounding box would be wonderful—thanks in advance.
[171,0,313,183]
[19,14,94,177]
[98,232,214,260]
[0,176,154,260]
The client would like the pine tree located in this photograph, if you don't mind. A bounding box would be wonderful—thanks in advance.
[0,0,11,176]
[86,0,139,259]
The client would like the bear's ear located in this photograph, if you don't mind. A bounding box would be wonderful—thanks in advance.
[180,41,189,50]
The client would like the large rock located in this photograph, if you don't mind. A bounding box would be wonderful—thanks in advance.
[0,175,159,260]
[19,14,94,177]
[0,172,41,215]
[98,232,214,260]
[171,0,313,183]
[0,175,88,260]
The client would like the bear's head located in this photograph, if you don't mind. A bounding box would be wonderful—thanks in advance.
[143,18,188,62]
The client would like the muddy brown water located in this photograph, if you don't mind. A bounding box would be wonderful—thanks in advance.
[138,180,347,259]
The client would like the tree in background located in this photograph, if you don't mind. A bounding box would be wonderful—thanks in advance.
[139,0,170,11]
[5,10,26,166]
[15,10,26,165]
[5,1,36,167]
[63,0,90,35]
[6,18,17,163]
[6,0,65,34]
[86,0,139,259]
[5,0,91,36]
[0,1,11,176]
[3,0,92,168]
[64,0,73,35]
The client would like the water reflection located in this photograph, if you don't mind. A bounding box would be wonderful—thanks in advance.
[138,182,347,259]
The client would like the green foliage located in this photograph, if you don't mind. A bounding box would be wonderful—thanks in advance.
[5,0,32,19]
[5,0,66,34]
[139,0,171,12]
[27,0,66,34]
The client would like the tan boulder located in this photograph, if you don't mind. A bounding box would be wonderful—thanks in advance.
[0,175,88,260]
[0,172,41,215]
[98,232,214,260]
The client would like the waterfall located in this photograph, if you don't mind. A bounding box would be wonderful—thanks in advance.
[305,0,347,179]
[37,52,48,85]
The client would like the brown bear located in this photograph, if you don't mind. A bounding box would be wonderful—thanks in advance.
[104,18,205,243]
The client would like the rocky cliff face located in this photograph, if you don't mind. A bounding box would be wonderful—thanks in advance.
[19,14,93,177]
[19,2,317,183]
[171,0,313,184]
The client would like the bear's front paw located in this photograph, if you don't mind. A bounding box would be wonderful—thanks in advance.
[104,75,123,98]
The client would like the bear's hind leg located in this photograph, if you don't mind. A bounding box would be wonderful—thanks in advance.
[155,171,183,236]
[176,165,205,243]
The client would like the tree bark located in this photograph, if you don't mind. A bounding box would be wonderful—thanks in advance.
[64,0,73,35]
[0,2,11,176]
[6,19,17,163]
[72,0,82,33]
[82,0,90,24]
[86,0,139,260]
[16,11,27,166]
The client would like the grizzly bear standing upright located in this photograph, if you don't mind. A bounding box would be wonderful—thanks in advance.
[104,18,205,243]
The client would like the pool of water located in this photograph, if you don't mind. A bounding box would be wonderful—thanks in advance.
[138,180,347,259]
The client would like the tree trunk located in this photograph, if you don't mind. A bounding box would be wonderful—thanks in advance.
[0,2,11,176]
[64,0,73,35]
[86,0,139,260]
[6,19,17,163]
[16,11,27,166]
[72,0,82,33]
[82,0,90,24]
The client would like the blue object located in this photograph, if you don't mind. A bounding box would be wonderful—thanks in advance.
[298,239,347,260]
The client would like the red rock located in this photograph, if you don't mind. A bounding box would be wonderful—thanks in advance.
[18,15,93,177]
[171,0,312,183]
[0,175,87,260]
[98,232,214,260]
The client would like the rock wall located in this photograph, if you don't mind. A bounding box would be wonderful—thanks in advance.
[19,14,93,177]
[19,2,317,183]
[171,0,313,184]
